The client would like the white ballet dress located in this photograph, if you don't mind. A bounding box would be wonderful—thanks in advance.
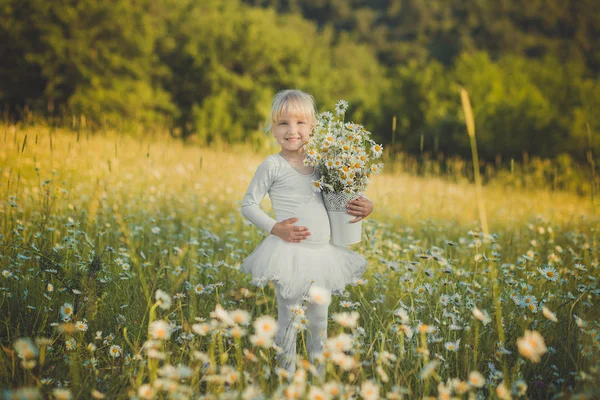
[241,153,367,300]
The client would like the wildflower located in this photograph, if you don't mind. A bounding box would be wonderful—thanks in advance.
[417,323,436,334]
[517,330,547,363]
[75,320,88,332]
[496,381,512,400]
[309,286,331,305]
[574,263,587,272]
[249,333,273,348]
[472,307,491,325]
[334,354,357,371]
[308,386,331,400]
[332,312,359,329]
[211,304,235,326]
[437,382,452,400]
[65,337,76,351]
[153,289,171,310]
[361,380,380,400]
[353,278,368,286]
[520,294,538,310]
[371,144,383,158]
[192,323,211,336]
[376,365,390,383]
[53,388,72,400]
[194,283,207,294]
[47,283,54,292]
[253,315,277,337]
[378,351,397,366]
[91,389,105,399]
[451,379,469,395]
[444,339,460,352]
[149,320,171,340]
[230,309,251,326]
[221,365,240,385]
[513,379,528,396]
[468,371,485,388]
[326,333,353,353]
[14,338,38,359]
[284,385,304,399]
[109,344,122,358]
[394,308,409,323]
[542,306,558,322]
[242,386,263,400]
[230,325,246,339]
[60,302,74,320]
[419,359,440,379]
[538,266,559,282]
[312,180,323,193]
[288,304,305,316]
[323,382,341,398]
[398,324,413,340]
[335,100,349,116]
[138,383,155,399]
[151,226,161,234]
[87,343,97,352]
[194,350,210,363]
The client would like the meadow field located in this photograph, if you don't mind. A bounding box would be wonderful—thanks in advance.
[1,124,599,399]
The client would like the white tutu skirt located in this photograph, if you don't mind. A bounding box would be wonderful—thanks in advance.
[242,235,367,300]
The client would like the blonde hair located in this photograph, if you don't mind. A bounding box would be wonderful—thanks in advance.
[265,89,317,133]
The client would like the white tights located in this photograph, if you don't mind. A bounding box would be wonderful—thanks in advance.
[275,287,331,376]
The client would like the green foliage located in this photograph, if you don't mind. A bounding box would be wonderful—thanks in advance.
[0,0,599,161]
[0,0,176,125]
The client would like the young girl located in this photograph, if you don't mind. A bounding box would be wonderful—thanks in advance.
[241,89,373,376]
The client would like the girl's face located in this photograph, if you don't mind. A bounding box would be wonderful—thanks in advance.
[272,111,313,156]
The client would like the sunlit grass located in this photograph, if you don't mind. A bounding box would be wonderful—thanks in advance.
[1,124,599,399]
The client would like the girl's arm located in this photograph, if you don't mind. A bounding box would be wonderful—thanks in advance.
[347,196,374,223]
[241,157,279,233]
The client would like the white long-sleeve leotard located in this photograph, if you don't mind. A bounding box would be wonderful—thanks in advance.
[241,153,331,244]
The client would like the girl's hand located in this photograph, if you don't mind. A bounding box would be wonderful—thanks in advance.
[271,218,311,243]
[347,197,374,223]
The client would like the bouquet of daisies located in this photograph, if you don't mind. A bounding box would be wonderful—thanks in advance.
[305,100,383,195]
[304,100,383,245]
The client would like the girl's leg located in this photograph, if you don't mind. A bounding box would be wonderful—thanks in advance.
[305,289,331,376]
[275,288,303,376]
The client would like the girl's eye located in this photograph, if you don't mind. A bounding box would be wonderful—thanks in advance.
[279,122,287,125]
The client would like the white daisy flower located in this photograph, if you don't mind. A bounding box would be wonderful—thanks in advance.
[335,100,349,116]
[154,289,172,310]
[542,306,558,322]
[75,320,88,332]
[444,339,460,352]
[308,285,331,305]
[253,315,277,338]
[149,320,171,340]
[60,303,74,321]
[249,333,273,348]
[109,344,122,358]
[517,330,547,363]
[332,311,360,329]
[468,371,485,388]
[538,266,559,282]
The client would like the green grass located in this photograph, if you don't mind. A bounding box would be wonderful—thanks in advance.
[1,124,599,399]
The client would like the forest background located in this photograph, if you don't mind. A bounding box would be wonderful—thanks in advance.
[1,0,599,169]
